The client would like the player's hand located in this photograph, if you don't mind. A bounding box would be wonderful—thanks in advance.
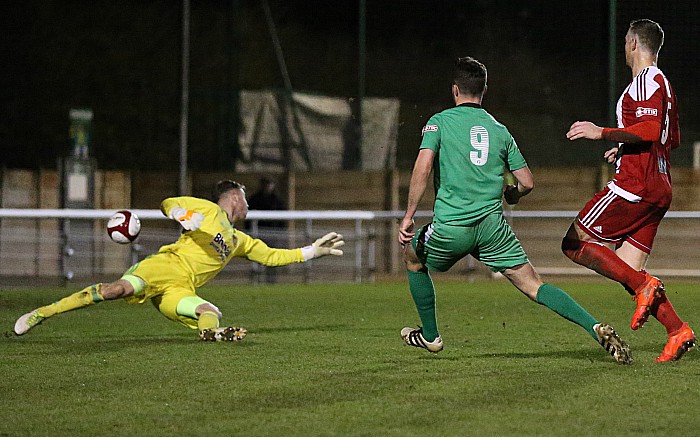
[503,184,520,205]
[169,206,204,231]
[604,147,619,164]
[398,217,415,246]
[312,232,345,258]
[566,121,603,141]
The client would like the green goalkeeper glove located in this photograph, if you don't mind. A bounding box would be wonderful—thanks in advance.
[301,232,345,260]
[169,206,204,231]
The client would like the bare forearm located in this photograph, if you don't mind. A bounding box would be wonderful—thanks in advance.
[405,173,428,219]
[404,150,434,219]
[504,167,534,205]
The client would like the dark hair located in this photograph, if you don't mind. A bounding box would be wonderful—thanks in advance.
[213,179,245,201]
[453,57,487,98]
[629,19,664,54]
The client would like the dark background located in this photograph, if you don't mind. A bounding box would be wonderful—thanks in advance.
[1,0,697,171]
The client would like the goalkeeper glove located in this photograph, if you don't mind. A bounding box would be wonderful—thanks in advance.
[301,232,345,261]
[169,206,204,231]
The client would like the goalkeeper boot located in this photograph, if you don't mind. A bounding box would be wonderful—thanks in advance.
[14,310,45,336]
[655,323,695,363]
[199,326,247,342]
[594,323,632,365]
[400,327,443,353]
[630,273,664,330]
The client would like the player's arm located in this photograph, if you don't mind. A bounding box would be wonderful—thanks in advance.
[602,121,661,143]
[240,230,344,266]
[566,120,661,143]
[399,148,434,246]
[160,197,205,231]
[503,166,534,205]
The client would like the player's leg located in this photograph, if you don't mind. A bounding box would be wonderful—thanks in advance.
[562,191,666,329]
[399,222,468,353]
[179,296,247,341]
[561,222,648,293]
[501,263,599,338]
[561,189,651,291]
[153,290,247,341]
[616,239,695,362]
[120,253,242,339]
[479,214,599,336]
[616,231,685,334]
[476,214,631,363]
[613,241,648,271]
[14,279,134,335]
[402,239,441,345]
[500,263,631,364]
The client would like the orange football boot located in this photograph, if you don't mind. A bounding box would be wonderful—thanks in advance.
[630,273,664,330]
[655,323,695,362]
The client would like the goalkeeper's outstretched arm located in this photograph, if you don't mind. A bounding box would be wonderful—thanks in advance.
[242,231,345,267]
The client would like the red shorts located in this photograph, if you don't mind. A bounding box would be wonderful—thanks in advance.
[576,187,668,254]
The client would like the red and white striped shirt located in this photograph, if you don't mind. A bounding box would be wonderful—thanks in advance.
[610,66,679,207]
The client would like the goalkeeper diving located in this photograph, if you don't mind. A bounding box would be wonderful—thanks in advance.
[13,180,345,341]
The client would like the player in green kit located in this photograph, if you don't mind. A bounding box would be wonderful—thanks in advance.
[398,57,631,364]
[14,180,345,341]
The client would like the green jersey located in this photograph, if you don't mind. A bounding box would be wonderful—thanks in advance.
[420,103,527,226]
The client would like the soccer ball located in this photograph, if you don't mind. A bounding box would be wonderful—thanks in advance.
[107,210,141,244]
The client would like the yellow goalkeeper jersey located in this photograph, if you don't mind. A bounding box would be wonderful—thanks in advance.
[159,196,304,287]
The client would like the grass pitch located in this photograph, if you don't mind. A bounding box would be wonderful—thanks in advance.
[2,280,699,436]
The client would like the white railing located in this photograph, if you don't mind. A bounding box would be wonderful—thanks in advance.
[1,209,699,283]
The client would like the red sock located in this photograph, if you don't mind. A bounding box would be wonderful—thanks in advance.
[651,293,684,335]
[562,239,646,292]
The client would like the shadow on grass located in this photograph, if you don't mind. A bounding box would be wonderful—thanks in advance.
[471,348,625,363]
[2,332,257,352]
[475,347,697,363]
[252,324,348,334]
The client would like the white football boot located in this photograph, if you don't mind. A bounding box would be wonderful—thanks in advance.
[401,327,444,353]
[14,310,45,335]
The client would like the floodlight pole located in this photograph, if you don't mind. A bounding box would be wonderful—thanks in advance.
[262,0,312,170]
[357,0,366,169]
[179,0,191,196]
[607,0,617,128]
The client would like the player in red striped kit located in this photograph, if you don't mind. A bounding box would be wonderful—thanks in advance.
[562,19,694,362]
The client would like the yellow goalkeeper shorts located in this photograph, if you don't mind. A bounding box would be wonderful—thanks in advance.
[122,251,200,329]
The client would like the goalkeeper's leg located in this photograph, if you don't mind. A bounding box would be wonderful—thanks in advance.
[38,283,106,318]
[175,296,222,331]
[14,280,134,335]
[173,295,247,342]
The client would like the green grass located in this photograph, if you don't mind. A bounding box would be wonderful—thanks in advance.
[1,280,699,436]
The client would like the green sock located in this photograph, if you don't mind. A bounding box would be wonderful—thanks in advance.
[407,270,439,341]
[536,283,598,339]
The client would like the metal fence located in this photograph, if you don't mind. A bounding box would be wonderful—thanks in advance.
[0,209,699,286]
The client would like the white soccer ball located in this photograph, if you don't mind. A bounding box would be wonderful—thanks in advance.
[107,210,141,244]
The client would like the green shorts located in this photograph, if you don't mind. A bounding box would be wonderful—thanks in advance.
[411,213,529,273]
